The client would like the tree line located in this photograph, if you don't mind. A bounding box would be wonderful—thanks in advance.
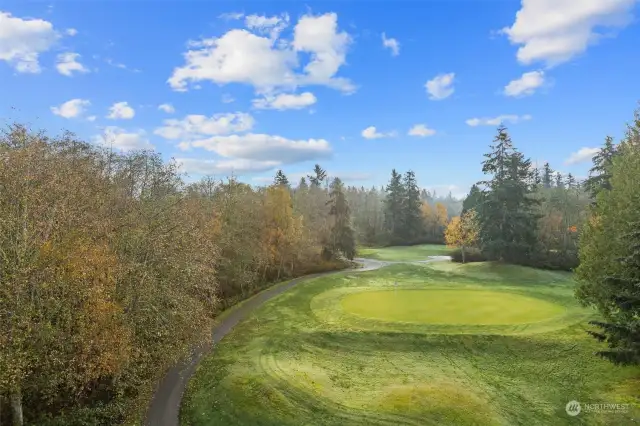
[445,106,640,365]
[0,125,356,425]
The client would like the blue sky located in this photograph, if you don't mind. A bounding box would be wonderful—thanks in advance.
[1,0,639,198]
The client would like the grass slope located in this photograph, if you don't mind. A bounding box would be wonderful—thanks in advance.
[356,244,452,261]
[182,258,640,426]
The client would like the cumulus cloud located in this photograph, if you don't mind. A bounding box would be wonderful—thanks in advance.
[158,103,175,113]
[504,70,545,97]
[565,147,600,165]
[106,102,135,120]
[187,133,332,164]
[0,11,59,73]
[50,98,90,118]
[252,92,317,110]
[154,112,255,140]
[245,13,290,39]
[177,158,280,175]
[466,114,532,126]
[95,127,153,151]
[408,124,436,137]
[425,73,455,100]
[502,0,637,67]
[361,126,395,139]
[382,33,400,56]
[168,12,354,95]
[55,52,89,76]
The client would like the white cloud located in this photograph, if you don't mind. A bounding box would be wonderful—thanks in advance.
[362,126,395,139]
[65,28,78,36]
[381,33,400,56]
[154,112,255,140]
[177,158,280,176]
[95,127,153,151]
[408,124,436,137]
[0,11,59,73]
[55,52,89,76]
[504,70,545,97]
[87,115,96,122]
[221,93,235,103]
[466,114,532,126]
[565,147,600,165]
[50,98,90,118]
[168,13,354,95]
[245,13,289,39]
[253,92,317,110]
[106,101,135,120]
[219,12,245,21]
[502,0,637,67]
[186,133,332,164]
[158,103,175,113]
[425,73,455,100]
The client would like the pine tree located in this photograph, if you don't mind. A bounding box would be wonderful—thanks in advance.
[477,126,539,263]
[298,177,308,190]
[584,136,618,199]
[383,169,405,243]
[274,169,290,187]
[462,184,483,214]
[326,177,356,260]
[555,172,564,189]
[542,162,554,188]
[401,170,423,242]
[566,173,576,189]
[308,164,327,187]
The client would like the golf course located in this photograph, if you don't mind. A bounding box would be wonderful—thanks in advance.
[180,245,639,425]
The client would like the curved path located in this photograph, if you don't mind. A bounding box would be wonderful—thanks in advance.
[145,256,448,425]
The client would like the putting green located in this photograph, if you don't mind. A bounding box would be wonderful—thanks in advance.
[340,289,566,325]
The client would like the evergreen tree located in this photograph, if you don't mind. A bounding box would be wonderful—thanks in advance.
[477,126,540,263]
[555,172,564,189]
[566,173,576,189]
[462,184,483,214]
[542,162,554,188]
[273,169,290,187]
[298,176,308,190]
[308,164,327,187]
[576,112,640,365]
[326,177,356,260]
[584,136,618,199]
[383,169,405,243]
[401,170,423,241]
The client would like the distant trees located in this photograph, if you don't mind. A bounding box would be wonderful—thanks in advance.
[326,178,356,260]
[576,109,640,365]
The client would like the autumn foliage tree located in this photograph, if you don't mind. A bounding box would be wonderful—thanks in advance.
[444,209,479,263]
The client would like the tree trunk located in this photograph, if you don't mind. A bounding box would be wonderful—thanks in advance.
[461,245,466,264]
[11,389,23,426]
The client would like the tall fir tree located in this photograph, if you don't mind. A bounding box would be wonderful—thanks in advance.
[274,169,290,187]
[477,126,540,263]
[326,177,356,260]
[462,184,483,214]
[584,136,618,200]
[542,162,554,188]
[383,169,405,243]
[308,164,327,187]
[401,170,423,242]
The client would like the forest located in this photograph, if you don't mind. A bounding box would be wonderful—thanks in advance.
[0,105,639,424]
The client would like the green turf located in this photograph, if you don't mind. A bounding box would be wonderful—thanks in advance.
[341,289,566,325]
[356,244,452,261]
[181,261,640,426]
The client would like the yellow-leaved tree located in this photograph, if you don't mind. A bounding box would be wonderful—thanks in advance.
[444,209,479,263]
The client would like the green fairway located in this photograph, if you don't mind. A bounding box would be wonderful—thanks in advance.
[182,261,640,426]
[356,244,452,261]
[341,289,566,325]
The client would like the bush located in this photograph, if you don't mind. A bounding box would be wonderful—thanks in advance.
[450,247,486,263]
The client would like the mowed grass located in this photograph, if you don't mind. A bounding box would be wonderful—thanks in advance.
[357,244,452,261]
[181,260,640,426]
[341,289,566,325]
